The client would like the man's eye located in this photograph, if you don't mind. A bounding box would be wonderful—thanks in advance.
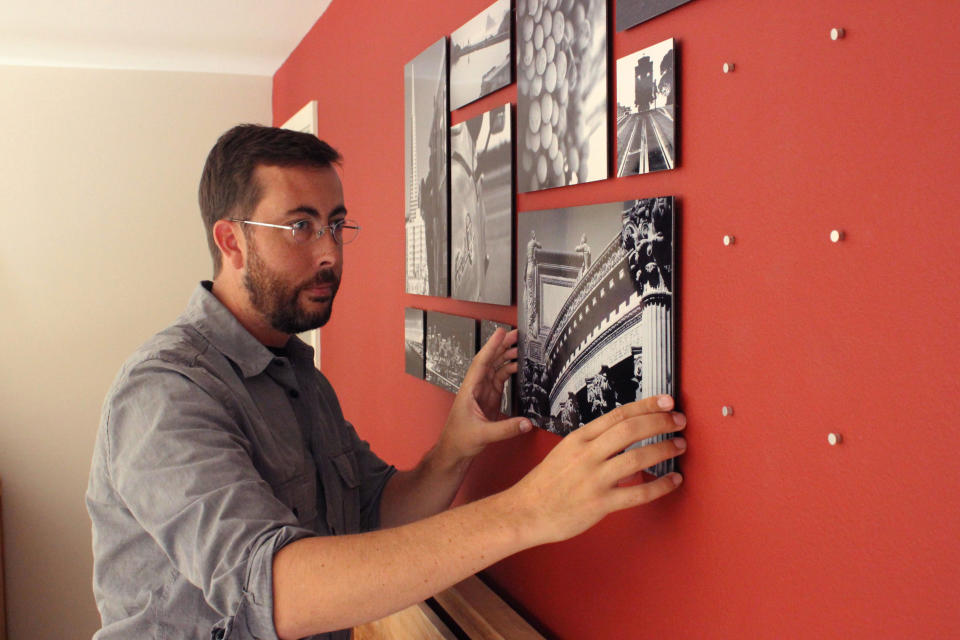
[290,220,312,232]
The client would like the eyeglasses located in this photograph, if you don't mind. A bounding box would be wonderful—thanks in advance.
[231,218,361,245]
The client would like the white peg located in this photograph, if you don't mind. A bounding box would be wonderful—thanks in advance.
[721,406,734,417]
[827,432,843,446]
[830,229,844,243]
[722,62,735,74]
[723,235,736,246]
[830,27,845,41]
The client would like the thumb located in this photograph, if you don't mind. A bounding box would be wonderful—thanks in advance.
[484,416,533,444]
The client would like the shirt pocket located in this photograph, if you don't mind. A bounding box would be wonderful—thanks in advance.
[273,473,318,529]
[321,450,361,534]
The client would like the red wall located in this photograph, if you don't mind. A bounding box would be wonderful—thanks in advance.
[273,1,960,637]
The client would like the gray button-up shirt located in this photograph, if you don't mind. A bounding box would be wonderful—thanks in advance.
[87,282,396,639]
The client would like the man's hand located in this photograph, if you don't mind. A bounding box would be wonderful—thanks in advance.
[381,328,531,527]
[436,327,531,465]
[502,394,686,546]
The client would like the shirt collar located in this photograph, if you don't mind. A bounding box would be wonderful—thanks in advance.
[184,281,314,378]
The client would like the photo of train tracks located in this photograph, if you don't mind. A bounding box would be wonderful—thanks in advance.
[616,38,676,177]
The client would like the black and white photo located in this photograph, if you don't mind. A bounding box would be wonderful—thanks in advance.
[404,308,426,379]
[405,38,449,297]
[450,0,512,110]
[616,0,694,31]
[517,0,608,192]
[451,104,513,305]
[426,312,477,394]
[479,319,514,416]
[617,38,676,176]
[517,197,677,476]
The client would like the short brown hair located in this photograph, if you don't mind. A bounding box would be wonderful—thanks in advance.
[198,124,341,276]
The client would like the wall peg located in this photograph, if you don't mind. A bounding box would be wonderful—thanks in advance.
[723,235,736,246]
[827,432,843,445]
[830,27,845,40]
[722,62,735,73]
[721,406,734,417]
[830,229,845,243]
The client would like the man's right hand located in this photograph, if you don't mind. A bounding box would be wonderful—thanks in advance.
[502,394,686,546]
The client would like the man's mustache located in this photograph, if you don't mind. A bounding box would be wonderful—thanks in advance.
[312,269,338,285]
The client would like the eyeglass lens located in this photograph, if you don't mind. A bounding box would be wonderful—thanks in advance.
[291,220,360,245]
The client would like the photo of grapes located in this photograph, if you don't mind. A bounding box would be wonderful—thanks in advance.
[516,0,608,192]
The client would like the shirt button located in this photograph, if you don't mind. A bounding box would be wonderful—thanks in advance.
[288,389,300,399]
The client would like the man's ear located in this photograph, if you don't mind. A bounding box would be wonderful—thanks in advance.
[213,219,245,271]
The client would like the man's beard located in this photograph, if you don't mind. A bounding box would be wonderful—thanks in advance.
[243,243,339,335]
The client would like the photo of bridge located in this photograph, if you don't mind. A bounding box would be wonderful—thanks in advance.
[517,197,676,476]
[450,0,512,110]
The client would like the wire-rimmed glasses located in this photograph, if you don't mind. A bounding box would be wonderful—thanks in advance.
[231,218,361,245]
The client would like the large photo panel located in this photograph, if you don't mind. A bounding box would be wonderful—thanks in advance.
[451,104,513,305]
[405,38,449,297]
[517,196,677,476]
[517,0,608,192]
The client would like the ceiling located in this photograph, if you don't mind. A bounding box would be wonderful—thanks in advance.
[0,0,333,76]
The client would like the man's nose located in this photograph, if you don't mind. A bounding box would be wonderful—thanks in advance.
[310,229,341,265]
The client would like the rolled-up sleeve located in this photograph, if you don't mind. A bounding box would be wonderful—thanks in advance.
[106,360,312,638]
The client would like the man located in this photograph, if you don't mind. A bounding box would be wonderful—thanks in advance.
[87,125,687,640]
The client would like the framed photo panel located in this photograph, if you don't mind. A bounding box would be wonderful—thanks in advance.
[479,319,515,416]
[426,312,477,394]
[517,196,677,476]
[451,104,513,305]
[616,38,676,176]
[517,0,608,192]
[450,0,513,110]
[405,38,449,297]
[616,0,694,31]
[404,308,426,379]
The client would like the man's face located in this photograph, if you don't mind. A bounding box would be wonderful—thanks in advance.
[241,164,345,335]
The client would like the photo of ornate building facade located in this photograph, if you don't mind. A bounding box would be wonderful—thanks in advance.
[518,197,676,476]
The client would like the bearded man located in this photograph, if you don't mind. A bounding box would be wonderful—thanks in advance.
[86,125,686,640]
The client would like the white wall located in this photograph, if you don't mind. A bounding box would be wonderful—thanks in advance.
[0,65,271,638]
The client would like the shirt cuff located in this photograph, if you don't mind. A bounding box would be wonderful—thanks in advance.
[214,525,314,640]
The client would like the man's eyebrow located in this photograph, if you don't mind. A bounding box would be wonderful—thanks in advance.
[285,205,348,219]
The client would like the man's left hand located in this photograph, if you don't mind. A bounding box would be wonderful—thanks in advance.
[438,328,531,463]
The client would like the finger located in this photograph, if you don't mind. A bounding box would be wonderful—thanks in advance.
[576,395,674,441]
[600,437,686,486]
[608,472,683,511]
[463,328,508,386]
[480,416,533,445]
[493,360,519,387]
[590,411,685,461]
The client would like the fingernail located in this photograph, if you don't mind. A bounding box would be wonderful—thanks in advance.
[657,395,673,409]
[519,419,532,433]
[672,413,687,427]
[673,437,687,451]
[670,473,683,486]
